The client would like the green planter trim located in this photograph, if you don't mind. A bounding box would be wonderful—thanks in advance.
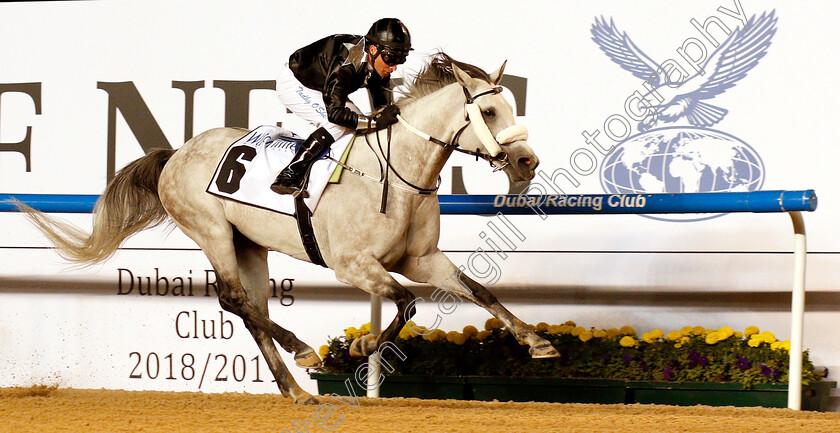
[311,373,836,411]
[311,373,470,400]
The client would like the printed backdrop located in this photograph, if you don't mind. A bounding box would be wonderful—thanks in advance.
[0,0,837,405]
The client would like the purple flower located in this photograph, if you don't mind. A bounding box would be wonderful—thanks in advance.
[602,352,612,364]
[663,366,675,381]
[640,361,649,372]
[622,353,633,365]
[760,364,781,380]
[735,355,750,371]
[687,350,709,368]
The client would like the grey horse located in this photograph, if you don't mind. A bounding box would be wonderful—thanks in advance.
[19,53,560,404]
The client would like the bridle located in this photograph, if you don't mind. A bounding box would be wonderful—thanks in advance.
[339,83,530,212]
[396,85,529,173]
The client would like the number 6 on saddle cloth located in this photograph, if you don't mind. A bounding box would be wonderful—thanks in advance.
[206,125,352,217]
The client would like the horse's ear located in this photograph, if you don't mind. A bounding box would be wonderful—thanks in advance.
[452,63,473,88]
[489,60,507,85]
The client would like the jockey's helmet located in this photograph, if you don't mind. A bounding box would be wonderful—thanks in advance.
[366,18,412,61]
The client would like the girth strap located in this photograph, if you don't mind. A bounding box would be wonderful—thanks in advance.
[294,196,327,268]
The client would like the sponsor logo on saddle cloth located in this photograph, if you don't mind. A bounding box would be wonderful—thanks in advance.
[206,125,353,216]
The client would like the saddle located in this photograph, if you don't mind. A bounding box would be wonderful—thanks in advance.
[207,126,354,267]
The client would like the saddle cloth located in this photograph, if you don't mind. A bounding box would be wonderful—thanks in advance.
[206,125,352,215]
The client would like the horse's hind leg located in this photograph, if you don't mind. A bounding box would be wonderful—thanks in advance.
[399,250,559,358]
[233,231,318,404]
[233,230,320,369]
[170,216,318,402]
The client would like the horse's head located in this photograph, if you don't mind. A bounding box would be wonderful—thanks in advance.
[451,62,539,181]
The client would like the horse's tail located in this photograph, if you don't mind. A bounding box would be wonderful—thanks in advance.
[18,148,176,264]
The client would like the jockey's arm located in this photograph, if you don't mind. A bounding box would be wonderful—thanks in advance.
[323,65,393,132]
[323,66,362,130]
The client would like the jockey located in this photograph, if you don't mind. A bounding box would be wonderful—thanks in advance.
[271,18,412,197]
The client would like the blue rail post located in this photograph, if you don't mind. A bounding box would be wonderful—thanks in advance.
[0,190,819,409]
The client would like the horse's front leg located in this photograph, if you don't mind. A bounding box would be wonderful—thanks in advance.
[399,250,559,358]
[333,255,416,357]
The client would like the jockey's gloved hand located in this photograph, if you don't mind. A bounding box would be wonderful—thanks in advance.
[372,104,401,130]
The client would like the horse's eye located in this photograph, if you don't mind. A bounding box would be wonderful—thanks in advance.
[482,108,495,118]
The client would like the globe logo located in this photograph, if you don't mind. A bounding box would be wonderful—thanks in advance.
[600,127,764,221]
[590,12,777,221]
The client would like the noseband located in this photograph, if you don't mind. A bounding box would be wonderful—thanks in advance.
[397,85,529,173]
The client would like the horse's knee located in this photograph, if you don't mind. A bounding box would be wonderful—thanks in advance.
[393,288,416,315]
[215,278,250,315]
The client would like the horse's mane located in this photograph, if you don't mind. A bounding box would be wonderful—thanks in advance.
[397,52,492,107]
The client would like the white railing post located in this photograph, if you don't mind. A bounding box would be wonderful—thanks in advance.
[367,294,383,398]
[787,211,806,410]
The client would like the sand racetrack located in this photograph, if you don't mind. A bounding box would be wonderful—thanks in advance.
[1,386,838,433]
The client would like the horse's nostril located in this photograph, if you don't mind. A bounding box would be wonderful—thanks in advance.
[519,157,532,167]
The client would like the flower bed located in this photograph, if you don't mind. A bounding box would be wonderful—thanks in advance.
[319,320,826,386]
[314,320,833,409]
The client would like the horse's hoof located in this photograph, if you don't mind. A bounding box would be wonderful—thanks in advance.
[349,334,377,357]
[294,347,323,369]
[294,393,320,405]
[530,343,561,359]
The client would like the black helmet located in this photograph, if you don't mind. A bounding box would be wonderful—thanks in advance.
[366,18,412,54]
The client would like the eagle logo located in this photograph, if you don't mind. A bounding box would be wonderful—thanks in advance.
[591,11,777,130]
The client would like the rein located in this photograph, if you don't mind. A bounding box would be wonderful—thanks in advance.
[336,84,529,213]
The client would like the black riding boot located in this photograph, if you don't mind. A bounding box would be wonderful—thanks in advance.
[270,127,335,198]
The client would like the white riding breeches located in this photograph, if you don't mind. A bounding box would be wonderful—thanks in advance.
[276,63,360,141]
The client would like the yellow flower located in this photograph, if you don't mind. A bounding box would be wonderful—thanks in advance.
[772,340,791,352]
[344,326,360,340]
[619,336,637,348]
[744,326,760,337]
[691,326,705,336]
[667,331,683,341]
[475,330,492,341]
[748,338,762,347]
[734,331,743,338]
[681,326,693,335]
[705,332,721,345]
[642,329,664,343]
[462,325,479,339]
[485,318,504,330]
[757,331,776,344]
[578,330,594,342]
[536,322,550,332]
[319,345,330,358]
[558,325,575,334]
[446,331,468,345]
[620,326,636,335]
[593,329,607,339]
[563,320,577,327]
[359,322,371,335]
[423,329,446,342]
[526,323,537,331]
[571,326,586,337]
[547,325,563,335]
[606,328,621,338]
[400,321,424,339]
[717,327,735,338]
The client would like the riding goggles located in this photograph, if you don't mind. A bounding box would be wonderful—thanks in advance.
[380,49,408,66]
